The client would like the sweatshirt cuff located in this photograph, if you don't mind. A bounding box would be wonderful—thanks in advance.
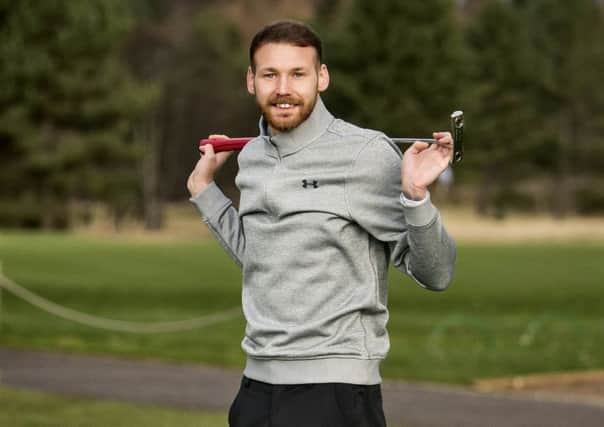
[400,191,438,227]
[400,191,429,207]
[189,181,231,220]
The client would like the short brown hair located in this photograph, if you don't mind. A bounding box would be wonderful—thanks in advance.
[249,20,323,71]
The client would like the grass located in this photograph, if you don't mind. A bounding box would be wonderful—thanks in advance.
[0,386,227,427]
[384,243,604,382]
[0,386,410,427]
[0,231,603,384]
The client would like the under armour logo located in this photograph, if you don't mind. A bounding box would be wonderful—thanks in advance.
[302,179,318,189]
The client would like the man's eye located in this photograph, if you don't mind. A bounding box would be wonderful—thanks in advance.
[293,72,305,78]
[263,73,276,79]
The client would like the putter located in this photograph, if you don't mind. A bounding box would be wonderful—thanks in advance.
[199,110,464,164]
[390,110,464,164]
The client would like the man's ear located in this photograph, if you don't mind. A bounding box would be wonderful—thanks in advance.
[246,66,255,95]
[318,64,330,93]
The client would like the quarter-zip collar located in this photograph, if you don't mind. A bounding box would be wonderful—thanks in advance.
[258,96,334,158]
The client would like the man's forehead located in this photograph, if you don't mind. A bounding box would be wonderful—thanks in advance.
[253,42,319,69]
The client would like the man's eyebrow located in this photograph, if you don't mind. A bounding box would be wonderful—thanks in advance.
[256,66,309,73]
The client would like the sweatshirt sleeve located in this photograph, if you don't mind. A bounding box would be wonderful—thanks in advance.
[189,181,244,267]
[344,135,456,291]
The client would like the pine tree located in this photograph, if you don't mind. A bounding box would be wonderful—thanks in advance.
[0,0,156,228]
[522,0,604,216]
[320,0,465,138]
[124,2,253,217]
[464,0,543,217]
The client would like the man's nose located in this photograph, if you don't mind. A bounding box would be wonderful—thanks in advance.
[276,75,291,95]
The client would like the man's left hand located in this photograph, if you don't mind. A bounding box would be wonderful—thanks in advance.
[401,132,453,201]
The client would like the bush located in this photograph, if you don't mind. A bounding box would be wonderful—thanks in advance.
[575,184,604,215]
[0,200,42,229]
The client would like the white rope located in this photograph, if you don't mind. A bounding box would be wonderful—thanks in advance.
[0,273,241,334]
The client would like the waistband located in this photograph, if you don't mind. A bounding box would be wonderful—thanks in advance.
[244,357,382,385]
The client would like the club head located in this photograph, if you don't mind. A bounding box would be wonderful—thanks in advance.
[451,110,464,164]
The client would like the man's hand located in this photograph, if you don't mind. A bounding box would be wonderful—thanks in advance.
[401,132,453,201]
[187,134,234,198]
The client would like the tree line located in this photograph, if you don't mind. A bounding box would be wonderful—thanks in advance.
[1,0,603,229]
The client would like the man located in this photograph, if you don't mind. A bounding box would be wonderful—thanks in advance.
[187,20,456,427]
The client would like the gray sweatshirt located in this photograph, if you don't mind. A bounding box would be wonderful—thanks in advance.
[190,97,456,385]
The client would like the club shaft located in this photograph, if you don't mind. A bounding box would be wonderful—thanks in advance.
[199,137,441,153]
[391,138,437,144]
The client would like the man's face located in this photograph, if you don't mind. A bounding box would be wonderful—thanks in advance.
[247,42,329,133]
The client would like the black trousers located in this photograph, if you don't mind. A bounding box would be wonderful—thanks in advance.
[228,376,387,427]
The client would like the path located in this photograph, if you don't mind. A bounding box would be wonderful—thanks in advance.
[1,348,603,427]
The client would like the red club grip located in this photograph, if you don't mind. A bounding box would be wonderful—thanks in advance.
[199,137,254,153]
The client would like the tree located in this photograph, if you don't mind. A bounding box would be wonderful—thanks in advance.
[464,0,544,217]
[124,2,255,221]
[0,0,156,229]
[165,7,255,204]
[522,0,604,216]
[319,0,465,139]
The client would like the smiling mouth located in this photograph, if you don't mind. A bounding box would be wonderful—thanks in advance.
[273,103,297,109]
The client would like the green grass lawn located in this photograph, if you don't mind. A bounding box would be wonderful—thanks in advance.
[1,231,603,384]
[0,386,226,427]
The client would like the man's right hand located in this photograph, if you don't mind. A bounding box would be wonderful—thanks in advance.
[187,134,234,198]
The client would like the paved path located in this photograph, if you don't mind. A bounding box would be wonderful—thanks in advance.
[2,348,604,427]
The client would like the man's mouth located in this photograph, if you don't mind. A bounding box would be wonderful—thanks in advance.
[272,103,298,110]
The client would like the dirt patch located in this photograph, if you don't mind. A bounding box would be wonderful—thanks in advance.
[74,203,604,244]
[443,208,604,244]
[73,203,213,243]
[474,371,604,406]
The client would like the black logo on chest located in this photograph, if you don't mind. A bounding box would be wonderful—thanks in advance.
[302,179,319,189]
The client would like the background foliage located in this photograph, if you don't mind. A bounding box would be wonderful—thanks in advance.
[1,0,604,230]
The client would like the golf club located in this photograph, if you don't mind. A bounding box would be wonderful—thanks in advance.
[199,110,464,164]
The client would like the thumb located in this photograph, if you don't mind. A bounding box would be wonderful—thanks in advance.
[408,141,429,154]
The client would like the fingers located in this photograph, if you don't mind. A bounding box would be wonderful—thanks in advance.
[201,134,232,157]
[405,136,452,166]
[408,141,430,154]
[431,132,453,165]
[199,141,233,170]
[200,142,235,161]
[200,142,216,157]
[433,131,453,147]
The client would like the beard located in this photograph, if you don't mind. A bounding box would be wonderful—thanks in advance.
[257,92,318,133]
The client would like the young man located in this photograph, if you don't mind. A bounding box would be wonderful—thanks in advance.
[187,20,456,427]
